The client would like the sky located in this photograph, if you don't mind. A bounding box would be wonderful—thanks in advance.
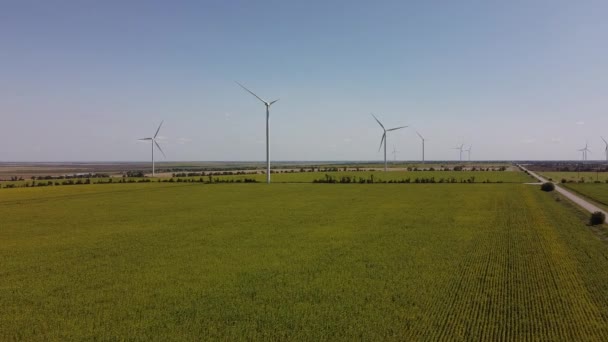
[1,0,608,162]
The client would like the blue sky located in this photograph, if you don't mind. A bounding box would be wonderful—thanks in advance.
[1,0,608,161]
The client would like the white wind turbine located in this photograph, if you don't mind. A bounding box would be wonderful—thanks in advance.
[392,145,399,162]
[415,131,426,163]
[453,143,464,161]
[236,82,279,184]
[371,114,407,171]
[465,145,472,161]
[138,121,166,177]
[602,137,608,163]
[578,142,591,161]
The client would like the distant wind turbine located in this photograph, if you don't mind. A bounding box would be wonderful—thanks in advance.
[416,131,426,163]
[465,145,472,161]
[602,137,608,163]
[578,142,591,161]
[371,114,407,171]
[236,82,279,184]
[138,121,166,177]
[452,143,464,161]
[392,145,399,162]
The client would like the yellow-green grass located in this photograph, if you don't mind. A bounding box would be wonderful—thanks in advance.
[2,184,608,340]
[541,171,608,183]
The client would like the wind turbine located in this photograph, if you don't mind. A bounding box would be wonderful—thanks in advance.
[138,121,166,177]
[392,145,399,162]
[578,142,591,161]
[415,131,426,163]
[453,143,464,161]
[465,145,472,161]
[236,82,279,184]
[371,114,407,171]
[602,137,608,163]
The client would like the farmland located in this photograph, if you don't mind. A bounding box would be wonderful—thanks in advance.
[2,183,608,340]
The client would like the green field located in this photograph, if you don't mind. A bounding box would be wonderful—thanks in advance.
[2,183,608,340]
[541,171,608,183]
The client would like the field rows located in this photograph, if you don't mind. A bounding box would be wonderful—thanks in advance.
[1,184,608,340]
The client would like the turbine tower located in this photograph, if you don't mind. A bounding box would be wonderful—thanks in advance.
[138,121,166,177]
[392,145,399,162]
[371,114,407,171]
[237,82,279,184]
[453,144,464,161]
[602,137,608,163]
[416,131,426,163]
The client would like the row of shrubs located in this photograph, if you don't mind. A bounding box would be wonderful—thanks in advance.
[0,176,259,188]
[167,166,508,176]
[559,178,608,184]
[312,174,503,184]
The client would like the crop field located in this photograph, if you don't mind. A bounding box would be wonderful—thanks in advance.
[2,183,608,340]
[540,171,608,183]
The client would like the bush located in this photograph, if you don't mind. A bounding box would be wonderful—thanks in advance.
[590,211,606,226]
[561,178,567,184]
[540,182,555,192]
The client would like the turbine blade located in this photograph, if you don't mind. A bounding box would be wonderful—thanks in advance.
[236,81,267,104]
[387,125,408,131]
[138,138,152,141]
[378,133,386,152]
[602,136,608,145]
[154,140,166,158]
[371,114,385,130]
[416,131,424,140]
[154,121,164,138]
[269,99,280,106]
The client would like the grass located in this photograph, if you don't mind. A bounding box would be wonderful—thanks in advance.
[2,183,608,340]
